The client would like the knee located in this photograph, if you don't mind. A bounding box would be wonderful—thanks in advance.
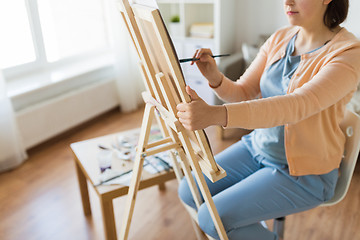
[178,177,197,209]
[198,204,219,239]
[198,205,278,240]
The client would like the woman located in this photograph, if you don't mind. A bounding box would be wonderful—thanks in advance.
[177,0,360,239]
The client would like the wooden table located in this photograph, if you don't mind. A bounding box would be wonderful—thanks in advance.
[70,128,176,240]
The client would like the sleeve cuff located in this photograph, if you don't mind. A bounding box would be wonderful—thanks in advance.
[208,74,224,89]
[223,102,251,129]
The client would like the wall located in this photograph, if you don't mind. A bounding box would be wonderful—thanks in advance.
[235,0,360,50]
[344,0,360,37]
[235,0,285,50]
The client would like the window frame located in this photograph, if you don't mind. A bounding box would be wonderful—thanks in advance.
[3,0,113,81]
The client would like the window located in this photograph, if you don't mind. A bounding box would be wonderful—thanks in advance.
[0,0,111,79]
[37,0,109,62]
[0,0,36,69]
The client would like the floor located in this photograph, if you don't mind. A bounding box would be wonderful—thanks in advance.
[0,107,359,240]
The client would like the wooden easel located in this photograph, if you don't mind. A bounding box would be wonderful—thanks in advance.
[117,1,228,239]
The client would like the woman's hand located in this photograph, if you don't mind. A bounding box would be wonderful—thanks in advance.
[192,48,223,87]
[176,86,227,131]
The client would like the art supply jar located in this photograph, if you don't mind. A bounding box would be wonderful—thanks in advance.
[97,149,113,173]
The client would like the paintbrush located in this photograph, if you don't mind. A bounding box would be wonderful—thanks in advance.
[179,54,230,63]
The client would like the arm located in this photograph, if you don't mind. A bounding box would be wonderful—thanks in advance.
[211,48,268,103]
[192,47,268,103]
[177,47,360,131]
[176,33,274,130]
[224,48,360,129]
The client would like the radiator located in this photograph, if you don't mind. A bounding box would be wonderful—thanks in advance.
[16,79,119,149]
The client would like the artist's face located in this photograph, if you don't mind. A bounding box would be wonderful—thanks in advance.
[284,0,332,28]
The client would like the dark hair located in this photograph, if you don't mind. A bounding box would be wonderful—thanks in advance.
[324,0,349,29]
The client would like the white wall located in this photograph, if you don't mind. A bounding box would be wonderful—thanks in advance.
[344,0,360,38]
[235,0,286,50]
[235,0,360,51]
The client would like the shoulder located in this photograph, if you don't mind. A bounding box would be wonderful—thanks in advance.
[313,28,360,87]
[321,28,360,67]
[329,28,360,52]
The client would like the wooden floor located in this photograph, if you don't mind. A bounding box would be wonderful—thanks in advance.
[0,106,359,240]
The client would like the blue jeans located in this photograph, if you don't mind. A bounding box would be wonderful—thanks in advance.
[178,140,338,240]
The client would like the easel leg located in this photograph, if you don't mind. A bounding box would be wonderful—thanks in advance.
[191,161,228,240]
[119,104,155,240]
[168,150,184,183]
[154,111,184,183]
[191,219,207,240]
[177,148,202,209]
[179,133,229,240]
[153,110,172,190]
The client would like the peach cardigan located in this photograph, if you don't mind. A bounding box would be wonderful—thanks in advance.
[214,26,360,176]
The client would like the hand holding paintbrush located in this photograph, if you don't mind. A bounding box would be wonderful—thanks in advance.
[184,48,226,88]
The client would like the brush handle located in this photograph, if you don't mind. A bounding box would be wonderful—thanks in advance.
[179,54,230,63]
